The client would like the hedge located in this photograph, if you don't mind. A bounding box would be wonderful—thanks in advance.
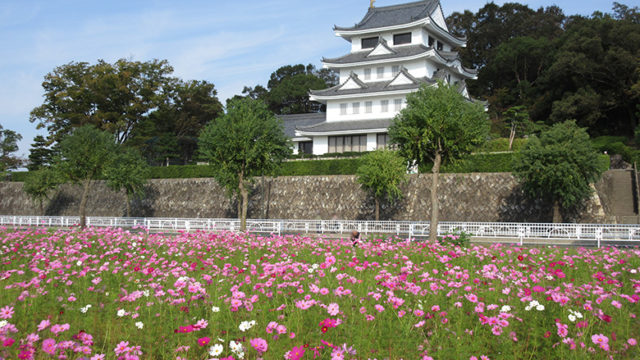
[4,154,614,181]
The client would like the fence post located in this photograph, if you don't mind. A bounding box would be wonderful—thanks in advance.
[596,228,603,248]
[518,226,525,246]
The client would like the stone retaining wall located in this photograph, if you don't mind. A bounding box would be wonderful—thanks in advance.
[0,172,614,223]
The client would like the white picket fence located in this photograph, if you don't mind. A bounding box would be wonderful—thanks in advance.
[1,215,639,248]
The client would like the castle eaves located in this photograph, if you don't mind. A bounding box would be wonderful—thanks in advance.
[334,0,439,31]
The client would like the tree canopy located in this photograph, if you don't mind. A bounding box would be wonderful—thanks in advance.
[240,64,337,114]
[447,2,639,137]
[356,149,407,221]
[198,98,291,230]
[104,147,150,217]
[0,125,22,177]
[513,120,605,222]
[389,82,488,241]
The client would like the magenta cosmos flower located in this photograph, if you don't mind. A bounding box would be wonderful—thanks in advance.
[0,306,14,319]
[250,337,268,353]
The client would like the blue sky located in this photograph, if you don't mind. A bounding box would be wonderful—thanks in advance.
[0,0,617,158]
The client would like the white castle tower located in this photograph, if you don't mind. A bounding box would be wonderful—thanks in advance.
[288,0,477,155]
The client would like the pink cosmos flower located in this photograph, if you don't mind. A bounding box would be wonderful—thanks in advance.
[250,337,268,353]
[628,338,637,346]
[591,334,610,351]
[374,304,385,312]
[114,341,130,355]
[0,306,14,319]
[197,337,210,346]
[37,319,51,331]
[327,303,340,316]
[42,338,57,354]
[287,345,305,360]
[3,338,15,347]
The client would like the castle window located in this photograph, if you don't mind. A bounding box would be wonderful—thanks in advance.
[298,141,312,154]
[428,36,434,47]
[393,32,412,45]
[376,67,384,79]
[437,41,443,51]
[364,68,371,80]
[381,100,389,112]
[328,135,368,153]
[394,99,402,111]
[340,103,347,115]
[392,65,400,75]
[352,102,360,114]
[365,101,373,113]
[361,36,378,49]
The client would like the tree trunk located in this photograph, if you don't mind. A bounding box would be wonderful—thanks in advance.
[509,125,516,151]
[552,200,563,223]
[125,195,131,217]
[79,179,91,228]
[429,149,442,242]
[238,170,248,231]
[375,197,380,221]
[39,200,45,216]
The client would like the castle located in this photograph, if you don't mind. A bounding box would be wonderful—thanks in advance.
[281,0,477,155]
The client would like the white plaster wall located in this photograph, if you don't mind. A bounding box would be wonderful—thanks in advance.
[431,5,448,31]
[313,136,329,155]
[366,133,377,151]
[292,142,299,155]
[326,95,409,122]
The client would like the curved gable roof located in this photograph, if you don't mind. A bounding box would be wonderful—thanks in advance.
[334,0,439,31]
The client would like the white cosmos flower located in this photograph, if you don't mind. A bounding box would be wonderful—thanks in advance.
[230,340,243,353]
[238,320,256,332]
[211,306,220,313]
[117,309,126,317]
[135,321,144,329]
[568,314,576,322]
[536,304,545,311]
[209,344,223,356]
[0,320,7,328]
[500,305,511,313]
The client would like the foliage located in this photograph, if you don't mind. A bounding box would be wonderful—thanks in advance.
[22,168,61,215]
[54,125,120,226]
[479,138,528,152]
[591,136,637,163]
[240,64,337,114]
[0,124,22,177]
[503,106,532,150]
[447,3,640,137]
[27,135,56,171]
[198,98,291,229]
[356,150,407,220]
[390,81,488,241]
[104,147,150,216]
[513,121,605,220]
[389,82,489,169]
[127,79,223,165]
[278,159,363,176]
[439,231,472,248]
[30,59,175,146]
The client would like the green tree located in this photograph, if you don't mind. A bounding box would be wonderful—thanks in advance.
[27,135,56,171]
[389,82,488,241]
[198,98,291,230]
[241,64,337,114]
[23,168,61,215]
[503,105,532,150]
[54,125,119,227]
[0,125,23,177]
[104,147,150,217]
[128,79,223,165]
[513,120,604,222]
[30,59,174,146]
[356,149,407,221]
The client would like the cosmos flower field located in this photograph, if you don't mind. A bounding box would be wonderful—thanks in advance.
[0,227,639,360]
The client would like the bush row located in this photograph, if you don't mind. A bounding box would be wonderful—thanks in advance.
[5,153,612,182]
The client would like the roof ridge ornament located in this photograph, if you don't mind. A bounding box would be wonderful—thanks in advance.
[370,0,375,9]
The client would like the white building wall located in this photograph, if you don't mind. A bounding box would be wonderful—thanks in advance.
[326,94,409,122]
[313,136,329,155]
[366,133,377,151]
[338,59,429,85]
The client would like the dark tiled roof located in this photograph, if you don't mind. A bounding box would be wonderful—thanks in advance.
[335,0,439,31]
[310,76,435,97]
[323,45,431,64]
[277,113,326,138]
[297,119,392,134]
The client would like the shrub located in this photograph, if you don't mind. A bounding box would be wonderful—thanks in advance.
[439,231,471,247]
[277,158,363,176]
[479,138,528,152]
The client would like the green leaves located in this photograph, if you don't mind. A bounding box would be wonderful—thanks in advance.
[513,120,604,209]
[389,82,489,168]
[356,149,407,203]
[0,125,22,176]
